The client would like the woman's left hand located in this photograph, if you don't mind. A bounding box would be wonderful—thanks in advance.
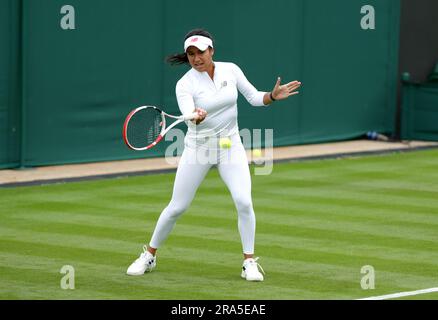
[271,77,301,101]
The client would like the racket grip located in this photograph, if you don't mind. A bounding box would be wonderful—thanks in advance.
[183,112,199,121]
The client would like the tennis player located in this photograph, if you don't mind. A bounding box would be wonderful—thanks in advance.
[127,29,301,281]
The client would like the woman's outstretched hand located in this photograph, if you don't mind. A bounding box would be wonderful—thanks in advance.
[271,77,301,101]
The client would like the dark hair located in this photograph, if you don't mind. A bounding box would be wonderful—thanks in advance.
[166,28,214,65]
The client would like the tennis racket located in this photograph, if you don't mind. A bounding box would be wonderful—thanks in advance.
[123,106,198,151]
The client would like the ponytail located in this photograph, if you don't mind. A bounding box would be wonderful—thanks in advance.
[166,52,189,65]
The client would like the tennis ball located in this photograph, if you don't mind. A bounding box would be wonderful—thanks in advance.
[219,137,232,149]
[252,148,262,158]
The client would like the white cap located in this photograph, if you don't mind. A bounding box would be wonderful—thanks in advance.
[184,35,213,52]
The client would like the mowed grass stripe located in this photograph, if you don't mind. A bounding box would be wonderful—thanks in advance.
[3,210,438,268]
[1,239,436,300]
[253,197,438,226]
[0,250,326,299]
[4,210,161,231]
[253,199,438,225]
[0,225,435,270]
[1,220,436,264]
[258,179,438,198]
[0,247,404,300]
[257,185,438,211]
[4,217,438,283]
[1,149,438,299]
[258,188,438,215]
[0,258,242,300]
[10,191,438,241]
[4,204,438,273]
[0,275,120,300]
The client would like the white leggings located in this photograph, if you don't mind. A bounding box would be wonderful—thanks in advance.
[149,134,256,254]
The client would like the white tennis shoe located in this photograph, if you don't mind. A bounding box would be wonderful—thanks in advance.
[241,257,265,281]
[126,245,156,276]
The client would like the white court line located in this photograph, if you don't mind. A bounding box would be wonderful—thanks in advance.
[357,287,438,300]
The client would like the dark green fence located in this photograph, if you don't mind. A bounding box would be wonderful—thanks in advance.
[0,0,401,168]
[401,75,438,140]
[0,0,21,169]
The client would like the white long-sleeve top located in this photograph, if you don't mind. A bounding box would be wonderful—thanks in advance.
[176,61,267,140]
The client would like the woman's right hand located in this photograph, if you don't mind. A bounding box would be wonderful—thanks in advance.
[192,108,207,125]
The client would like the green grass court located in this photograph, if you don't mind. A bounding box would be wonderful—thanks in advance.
[1,149,438,300]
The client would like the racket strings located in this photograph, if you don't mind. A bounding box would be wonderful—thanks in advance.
[127,108,162,149]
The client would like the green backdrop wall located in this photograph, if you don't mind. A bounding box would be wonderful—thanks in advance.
[0,0,400,168]
[0,0,21,169]
[401,80,438,141]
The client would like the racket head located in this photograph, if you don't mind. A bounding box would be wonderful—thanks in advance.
[122,106,165,151]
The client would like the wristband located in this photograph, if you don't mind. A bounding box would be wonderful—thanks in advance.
[270,92,277,101]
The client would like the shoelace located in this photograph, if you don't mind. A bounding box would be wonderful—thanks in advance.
[246,257,266,275]
[136,245,150,262]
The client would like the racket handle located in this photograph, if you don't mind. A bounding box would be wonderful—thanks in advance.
[183,112,199,121]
